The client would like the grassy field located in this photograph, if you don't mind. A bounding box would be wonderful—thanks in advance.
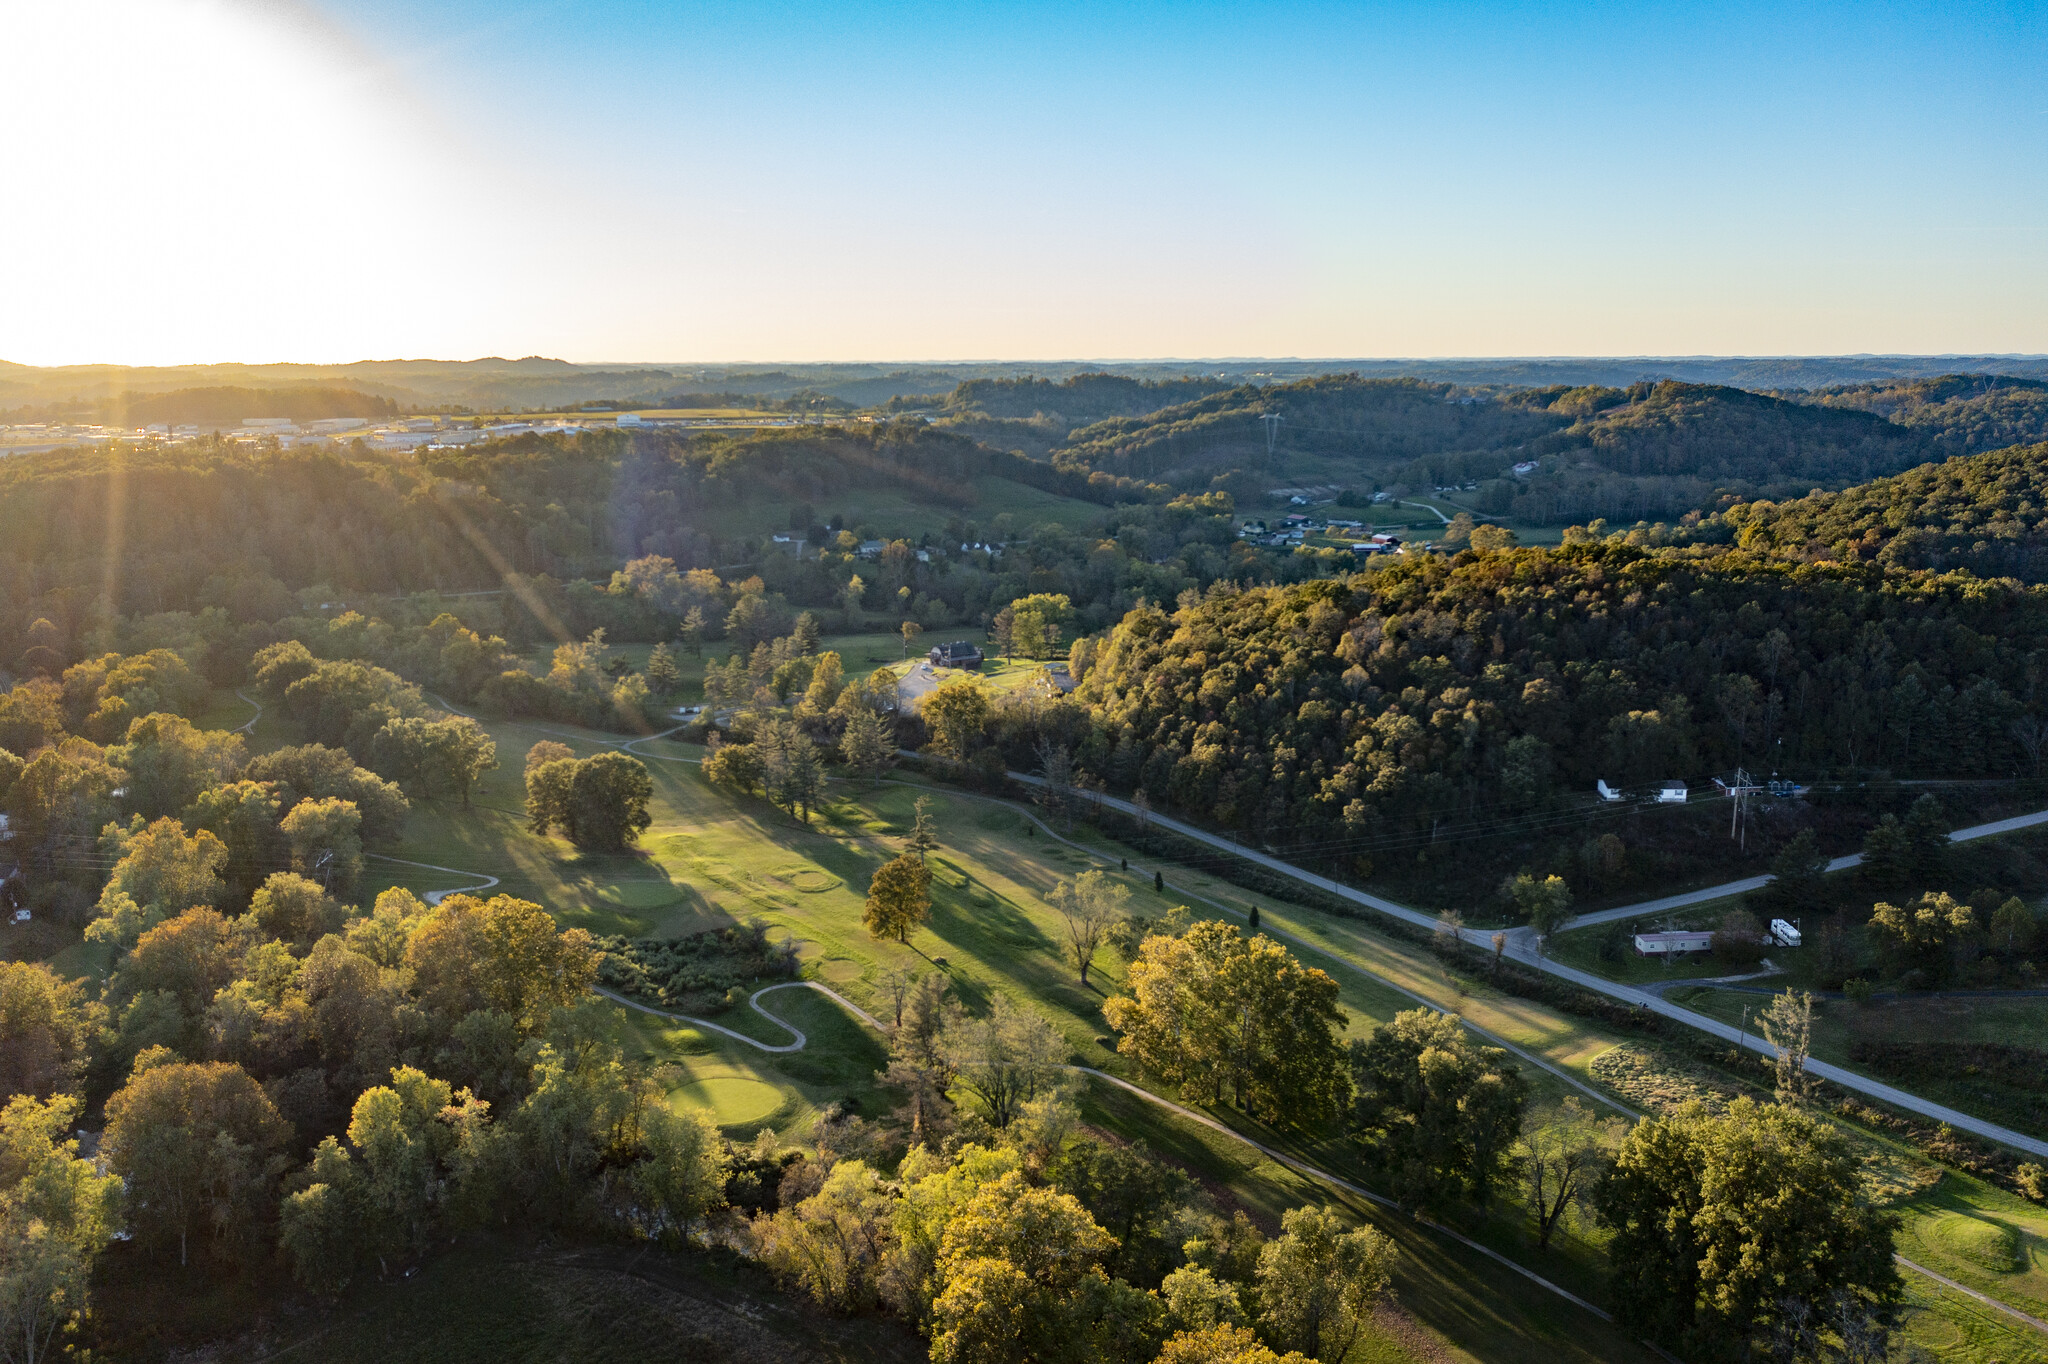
[714,472,1111,542]
[85,689,2048,1362]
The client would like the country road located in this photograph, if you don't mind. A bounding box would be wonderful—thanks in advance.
[1560,806,2048,931]
[1012,772,2048,1160]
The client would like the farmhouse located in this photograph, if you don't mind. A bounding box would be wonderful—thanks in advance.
[928,640,984,669]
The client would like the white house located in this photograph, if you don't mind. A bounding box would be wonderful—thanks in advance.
[1658,780,1688,804]
[1635,929,1714,955]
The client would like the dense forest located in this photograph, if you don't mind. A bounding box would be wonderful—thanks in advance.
[1706,441,2048,583]
[1042,543,2048,885]
[1790,374,2048,454]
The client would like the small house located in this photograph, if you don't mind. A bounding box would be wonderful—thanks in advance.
[928,641,983,669]
[1635,930,1713,956]
[1596,780,1624,802]
[1657,780,1688,804]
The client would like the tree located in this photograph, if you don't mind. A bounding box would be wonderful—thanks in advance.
[101,1058,291,1266]
[1990,896,2038,955]
[1759,989,1817,1104]
[900,620,924,659]
[1757,828,1828,915]
[0,1094,123,1364]
[1868,891,1976,981]
[405,893,600,1030]
[1468,523,1516,550]
[922,678,991,761]
[527,752,654,852]
[840,707,895,779]
[757,716,825,823]
[348,1066,458,1269]
[243,744,409,842]
[629,1103,727,1247]
[941,996,1067,1130]
[1255,1205,1396,1364]
[1156,1323,1306,1364]
[86,817,229,949]
[753,1158,896,1313]
[1902,793,1950,881]
[863,854,931,944]
[281,796,363,895]
[1523,1097,1623,1251]
[1710,907,1767,966]
[249,871,344,946]
[1104,920,1351,1127]
[1596,1099,1901,1359]
[645,642,681,698]
[840,575,866,630]
[1501,872,1572,941]
[928,1170,1142,1364]
[1859,814,1911,884]
[702,740,764,796]
[908,793,939,863]
[1051,1138,1194,1285]
[106,712,246,821]
[1048,870,1130,985]
[879,974,954,1145]
[800,651,845,716]
[680,607,707,658]
[0,964,100,1101]
[279,1140,364,1297]
[1350,1008,1528,1213]
[525,740,574,776]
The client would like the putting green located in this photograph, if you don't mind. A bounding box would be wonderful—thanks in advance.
[1928,1212,2025,1273]
[672,1074,786,1128]
[591,881,685,910]
[775,867,841,893]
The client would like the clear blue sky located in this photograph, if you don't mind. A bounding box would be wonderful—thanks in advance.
[4,0,2044,363]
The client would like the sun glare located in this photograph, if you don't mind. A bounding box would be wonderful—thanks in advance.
[2,0,496,365]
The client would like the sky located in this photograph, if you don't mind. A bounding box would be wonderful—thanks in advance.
[3,0,2046,365]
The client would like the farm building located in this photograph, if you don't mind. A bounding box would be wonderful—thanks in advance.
[1635,929,1714,956]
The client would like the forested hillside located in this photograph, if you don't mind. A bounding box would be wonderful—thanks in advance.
[1060,544,2046,865]
[946,373,1232,423]
[1040,375,1937,511]
[1792,374,2048,454]
[1714,441,2048,581]
[0,424,1173,652]
[1052,375,1561,478]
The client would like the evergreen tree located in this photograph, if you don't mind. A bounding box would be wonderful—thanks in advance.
[645,642,681,698]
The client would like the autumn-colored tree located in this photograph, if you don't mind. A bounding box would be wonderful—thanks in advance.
[1104,919,1350,1126]
[405,894,599,1030]
[87,816,229,949]
[101,1058,291,1265]
[863,854,931,944]
[921,678,990,761]
[0,963,101,1100]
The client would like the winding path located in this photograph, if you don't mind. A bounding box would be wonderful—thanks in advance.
[363,853,499,905]
[598,981,882,1053]
[233,689,262,734]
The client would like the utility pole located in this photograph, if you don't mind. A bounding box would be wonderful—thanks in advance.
[1725,766,1763,850]
[1260,412,1283,465]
